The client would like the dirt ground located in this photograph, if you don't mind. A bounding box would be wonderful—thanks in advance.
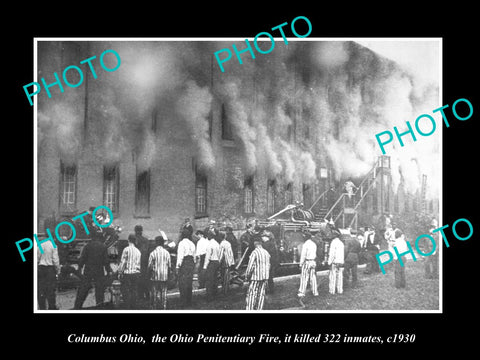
[54,259,439,311]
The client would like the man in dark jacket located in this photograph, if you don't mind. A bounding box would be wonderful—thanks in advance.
[261,230,278,294]
[74,232,112,309]
[134,225,150,302]
[239,224,255,265]
[344,234,362,287]
[225,227,239,262]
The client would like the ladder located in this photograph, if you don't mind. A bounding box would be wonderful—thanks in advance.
[310,156,387,230]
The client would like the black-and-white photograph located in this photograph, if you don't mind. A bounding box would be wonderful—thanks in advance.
[34,38,441,312]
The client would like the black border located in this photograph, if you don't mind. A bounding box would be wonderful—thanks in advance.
[6,6,479,353]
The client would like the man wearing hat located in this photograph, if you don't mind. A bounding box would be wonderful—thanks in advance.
[118,234,142,309]
[297,230,319,304]
[245,237,271,310]
[327,229,344,295]
[74,231,112,309]
[134,225,150,302]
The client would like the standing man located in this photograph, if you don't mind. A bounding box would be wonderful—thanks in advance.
[37,237,60,310]
[328,230,344,295]
[74,232,112,309]
[176,230,196,309]
[245,237,271,310]
[297,231,319,305]
[118,234,142,309]
[424,219,439,279]
[194,230,209,289]
[261,230,278,294]
[364,227,381,274]
[148,236,171,310]
[344,233,361,288]
[240,224,255,265]
[203,229,221,301]
[390,229,408,289]
[225,227,239,262]
[219,231,235,295]
[134,225,150,303]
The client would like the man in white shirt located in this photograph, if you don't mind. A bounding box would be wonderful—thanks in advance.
[328,231,344,295]
[204,230,221,301]
[194,230,209,289]
[119,234,142,309]
[390,228,408,289]
[37,239,60,310]
[176,230,196,308]
[298,231,319,303]
[219,231,235,295]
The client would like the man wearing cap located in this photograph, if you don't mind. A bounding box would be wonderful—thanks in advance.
[74,231,112,309]
[328,230,344,295]
[176,230,196,308]
[134,225,150,303]
[148,236,171,310]
[245,237,271,310]
[297,231,319,304]
[203,229,221,301]
[118,234,142,309]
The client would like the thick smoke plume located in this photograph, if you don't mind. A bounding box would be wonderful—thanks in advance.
[37,40,440,200]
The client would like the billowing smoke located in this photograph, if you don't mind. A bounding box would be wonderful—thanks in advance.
[176,80,215,171]
[38,40,440,201]
[220,80,258,175]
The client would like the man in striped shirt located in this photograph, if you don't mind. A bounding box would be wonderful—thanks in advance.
[204,229,221,301]
[245,237,270,310]
[176,230,196,309]
[298,231,319,303]
[118,234,142,309]
[219,231,235,295]
[328,230,344,295]
[148,236,171,310]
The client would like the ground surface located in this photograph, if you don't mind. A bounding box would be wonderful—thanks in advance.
[55,259,439,311]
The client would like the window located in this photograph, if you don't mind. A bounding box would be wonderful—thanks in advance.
[195,169,208,215]
[221,103,234,140]
[59,161,77,214]
[135,168,150,217]
[285,182,293,205]
[267,179,276,215]
[103,165,119,213]
[244,176,254,214]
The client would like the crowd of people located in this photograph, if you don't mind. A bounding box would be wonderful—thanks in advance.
[36,214,439,311]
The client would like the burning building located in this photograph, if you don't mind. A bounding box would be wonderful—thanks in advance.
[36,39,440,241]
